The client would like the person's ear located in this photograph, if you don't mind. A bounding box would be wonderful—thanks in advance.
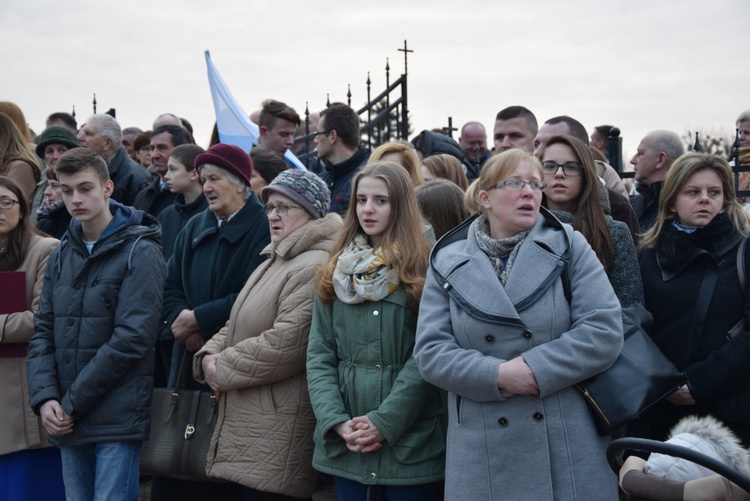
[259,126,268,137]
[478,190,491,210]
[189,169,199,182]
[104,179,114,199]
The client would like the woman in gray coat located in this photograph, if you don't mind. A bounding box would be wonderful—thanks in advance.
[414,149,623,500]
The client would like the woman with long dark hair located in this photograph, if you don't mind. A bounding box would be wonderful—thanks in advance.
[0,176,62,500]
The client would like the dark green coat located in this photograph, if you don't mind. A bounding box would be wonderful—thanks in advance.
[307,288,446,486]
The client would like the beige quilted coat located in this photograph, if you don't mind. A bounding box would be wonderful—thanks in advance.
[194,213,341,497]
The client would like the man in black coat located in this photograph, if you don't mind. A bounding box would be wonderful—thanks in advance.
[132,125,193,217]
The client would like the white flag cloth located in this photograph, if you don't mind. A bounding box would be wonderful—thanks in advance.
[204,50,306,170]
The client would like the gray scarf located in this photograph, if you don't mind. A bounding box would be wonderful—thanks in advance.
[474,214,530,285]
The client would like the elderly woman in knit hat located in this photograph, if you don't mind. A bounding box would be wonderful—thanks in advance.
[193,169,342,501]
[155,143,273,500]
[34,127,79,235]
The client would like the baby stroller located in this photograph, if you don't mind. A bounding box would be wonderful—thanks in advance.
[608,437,750,500]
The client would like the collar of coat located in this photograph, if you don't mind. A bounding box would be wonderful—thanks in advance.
[262,212,342,261]
[191,194,266,248]
[656,211,741,280]
[430,207,572,326]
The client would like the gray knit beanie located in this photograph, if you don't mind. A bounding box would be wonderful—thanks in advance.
[261,169,330,219]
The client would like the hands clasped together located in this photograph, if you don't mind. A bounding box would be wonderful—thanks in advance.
[334,416,385,453]
[40,400,74,437]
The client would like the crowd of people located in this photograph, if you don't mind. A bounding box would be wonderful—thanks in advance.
[2,96,750,500]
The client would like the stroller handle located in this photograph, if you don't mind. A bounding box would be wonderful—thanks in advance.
[607,437,750,494]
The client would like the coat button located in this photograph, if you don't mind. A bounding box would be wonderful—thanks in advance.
[533,412,544,422]
[557,260,564,268]
[498,417,508,427]
[522,330,532,339]
[375,364,381,371]
[485,335,494,342]
[370,472,377,479]
[443,282,450,290]
[373,310,379,316]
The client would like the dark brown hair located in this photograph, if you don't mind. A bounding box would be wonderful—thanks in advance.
[540,134,614,273]
[0,176,38,271]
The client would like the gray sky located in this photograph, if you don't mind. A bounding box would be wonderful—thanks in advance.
[3,0,748,162]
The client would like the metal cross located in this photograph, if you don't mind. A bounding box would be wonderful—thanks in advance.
[398,40,413,75]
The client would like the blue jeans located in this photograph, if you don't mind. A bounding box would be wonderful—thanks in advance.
[59,441,141,501]
[333,476,442,501]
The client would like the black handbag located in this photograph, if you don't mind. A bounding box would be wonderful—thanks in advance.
[576,304,686,436]
[140,350,218,480]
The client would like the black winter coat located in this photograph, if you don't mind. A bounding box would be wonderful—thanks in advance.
[320,147,369,215]
[133,175,178,217]
[157,194,208,261]
[639,213,750,443]
[27,202,166,445]
[108,147,152,207]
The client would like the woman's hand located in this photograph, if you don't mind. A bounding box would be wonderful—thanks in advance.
[347,415,385,453]
[497,356,540,397]
[184,332,206,353]
[40,400,74,436]
[202,353,221,396]
[667,384,695,406]
[333,417,384,453]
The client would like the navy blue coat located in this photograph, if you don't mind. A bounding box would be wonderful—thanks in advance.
[27,202,165,445]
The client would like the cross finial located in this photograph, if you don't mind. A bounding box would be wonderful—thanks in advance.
[397,40,413,75]
[92,93,97,114]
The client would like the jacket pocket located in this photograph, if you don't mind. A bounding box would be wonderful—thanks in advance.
[391,415,446,465]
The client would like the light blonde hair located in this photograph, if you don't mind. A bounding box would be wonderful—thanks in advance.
[641,152,750,248]
[476,149,543,206]
[368,142,424,187]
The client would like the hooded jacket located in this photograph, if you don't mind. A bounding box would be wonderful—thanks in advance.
[107,146,151,207]
[27,202,166,445]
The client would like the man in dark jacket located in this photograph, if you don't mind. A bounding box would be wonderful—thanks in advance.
[316,103,369,214]
[133,125,193,217]
[77,114,151,206]
[629,130,684,231]
[27,148,165,500]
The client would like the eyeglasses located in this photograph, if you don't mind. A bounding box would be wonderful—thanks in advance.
[312,130,331,138]
[492,180,547,192]
[542,161,583,177]
[0,199,20,210]
[264,204,303,216]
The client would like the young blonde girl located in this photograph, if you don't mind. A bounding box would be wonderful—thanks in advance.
[307,161,446,500]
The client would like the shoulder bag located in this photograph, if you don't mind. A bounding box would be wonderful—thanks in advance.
[140,350,218,480]
[562,266,686,436]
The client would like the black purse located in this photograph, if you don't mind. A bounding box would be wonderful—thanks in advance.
[140,350,218,480]
[575,304,687,435]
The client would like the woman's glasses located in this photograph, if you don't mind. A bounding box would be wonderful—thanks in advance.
[492,180,547,192]
[264,204,303,216]
[0,199,20,210]
[542,161,583,177]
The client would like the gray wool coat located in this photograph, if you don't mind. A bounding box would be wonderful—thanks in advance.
[414,210,623,500]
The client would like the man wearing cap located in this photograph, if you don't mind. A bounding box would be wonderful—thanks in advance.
[153,143,272,499]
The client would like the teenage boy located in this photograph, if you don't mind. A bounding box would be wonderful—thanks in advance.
[27,148,166,501]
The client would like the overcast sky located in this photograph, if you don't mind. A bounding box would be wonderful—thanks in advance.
[3,0,748,162]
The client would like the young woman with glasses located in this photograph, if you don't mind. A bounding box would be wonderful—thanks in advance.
[540,134,643,307]
[414,149,623,499]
